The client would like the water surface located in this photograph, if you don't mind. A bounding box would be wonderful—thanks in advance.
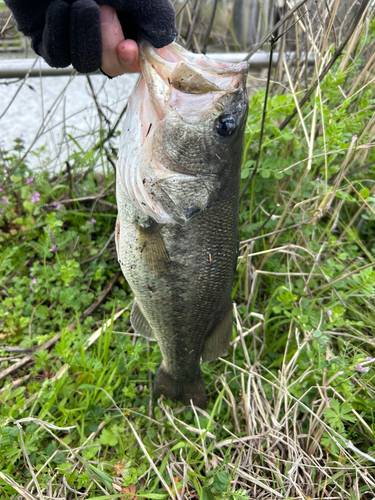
[0,71,138,170]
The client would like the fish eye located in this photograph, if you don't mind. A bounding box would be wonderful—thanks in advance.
[215,114,237,137]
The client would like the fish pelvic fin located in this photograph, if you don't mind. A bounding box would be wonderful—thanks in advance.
[130,300,156,340]
[154,365,207,409]
[202,306,233,362]
[137,219,170,275]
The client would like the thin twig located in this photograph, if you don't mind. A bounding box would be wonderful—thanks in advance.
[243,0,309,61]
[15,423,45,500]
[279,0,372,131]
[240,35,276,198]
[80,231,116,265]
[202,0,219,54]
[186,0,204,49]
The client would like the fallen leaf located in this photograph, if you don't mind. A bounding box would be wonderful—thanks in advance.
[162,477,183,494]
[121,484,137,500]
[114,462,126,477]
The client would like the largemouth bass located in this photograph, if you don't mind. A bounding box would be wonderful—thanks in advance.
[116,40,248,408]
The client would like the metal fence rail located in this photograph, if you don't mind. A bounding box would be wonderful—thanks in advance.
[0,52,314,79]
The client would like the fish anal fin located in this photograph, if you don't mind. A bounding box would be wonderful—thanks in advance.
[154,365,207,409]
[137,219,170,274]
[130,300,156,340]
[202,307,233,362]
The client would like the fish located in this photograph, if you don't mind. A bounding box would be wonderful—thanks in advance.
[115,40,249,408]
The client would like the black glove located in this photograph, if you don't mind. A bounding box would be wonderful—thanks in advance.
[4,0,177,74]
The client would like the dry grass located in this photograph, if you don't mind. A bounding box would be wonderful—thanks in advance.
[1,0,375,499]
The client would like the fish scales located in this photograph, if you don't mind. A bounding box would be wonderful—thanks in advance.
[116,41,249,408]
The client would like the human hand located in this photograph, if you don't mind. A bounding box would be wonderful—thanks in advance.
[5,0,177,75]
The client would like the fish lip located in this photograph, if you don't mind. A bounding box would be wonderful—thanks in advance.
[139,39,249,94]
[137,28,178,50]
[140,38,249,73]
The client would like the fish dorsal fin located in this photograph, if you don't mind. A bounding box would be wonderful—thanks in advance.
[137,219,170,275]
[171,62,221,94]
[130,300,155,340]
[202,306,233,362]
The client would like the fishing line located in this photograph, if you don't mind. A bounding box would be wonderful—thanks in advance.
[240,11,307,200]
[279,0,372,131]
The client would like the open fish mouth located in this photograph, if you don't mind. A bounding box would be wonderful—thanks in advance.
[141,40,249,97]
[118,40,249,224]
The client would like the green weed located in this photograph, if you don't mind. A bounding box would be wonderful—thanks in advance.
[1,2,375,498]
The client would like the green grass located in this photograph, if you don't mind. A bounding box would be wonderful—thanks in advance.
[1,5,375,500]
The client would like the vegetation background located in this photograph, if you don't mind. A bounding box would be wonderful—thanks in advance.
[1,0,375,498]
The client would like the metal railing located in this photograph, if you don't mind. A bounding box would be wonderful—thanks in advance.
[0,52,314,79]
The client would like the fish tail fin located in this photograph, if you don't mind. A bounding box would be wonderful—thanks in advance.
[179,373,207,408]
[154,365,207,408]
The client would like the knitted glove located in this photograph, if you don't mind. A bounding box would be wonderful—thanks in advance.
[5,0,177,73]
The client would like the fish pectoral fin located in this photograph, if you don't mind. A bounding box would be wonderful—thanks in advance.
[137,219,170,274]
[202,306,233,362]
[154,365,207,409]
[130,300,156,340]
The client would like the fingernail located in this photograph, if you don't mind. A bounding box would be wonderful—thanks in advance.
[100,5,115,24]
[120,48,137,66]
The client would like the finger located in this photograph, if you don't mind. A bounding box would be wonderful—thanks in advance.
[116,38,141,73]
[100,5,126,77]
[100,7,140,76]
[41,0,71,68]
[70,0,102,73]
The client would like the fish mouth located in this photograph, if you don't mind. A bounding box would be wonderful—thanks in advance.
[118,41,249,225]
[139,40,249,104]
